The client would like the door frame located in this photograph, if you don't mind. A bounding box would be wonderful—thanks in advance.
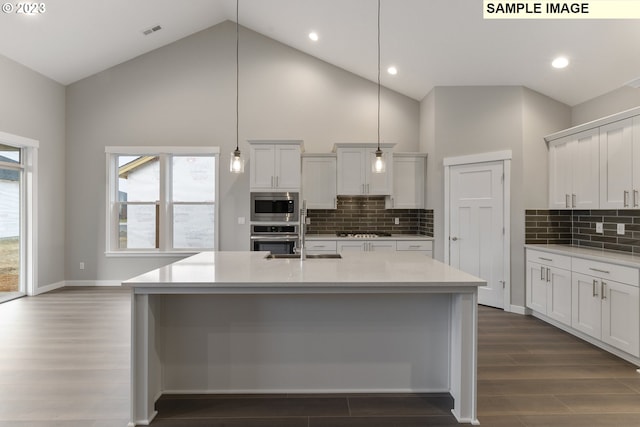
[0,131,38,297]
[444,150,511,311]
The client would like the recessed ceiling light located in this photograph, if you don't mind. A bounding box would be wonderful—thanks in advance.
[387,66,398,75]
[551,56,569,69]
[308,32,319,42]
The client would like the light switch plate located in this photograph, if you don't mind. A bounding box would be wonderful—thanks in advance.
[238,217,245,225]
[617,223,625,235]
[596,222,603,233]
[394,217,400,225]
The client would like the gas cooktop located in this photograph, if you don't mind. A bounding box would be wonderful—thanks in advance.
[336,232,392,238]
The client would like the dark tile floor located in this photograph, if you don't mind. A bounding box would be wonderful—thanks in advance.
[152,393,458,426]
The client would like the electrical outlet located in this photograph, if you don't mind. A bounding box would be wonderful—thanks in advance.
[617,223,625,235]
[79,262,85,270]
[394,217,400,225]
[237,216,245,225]
[305,217,311,225]
[596,222,603,234]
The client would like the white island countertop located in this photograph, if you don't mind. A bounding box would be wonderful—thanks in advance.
[125,251,485,426]
[122,250,484,292]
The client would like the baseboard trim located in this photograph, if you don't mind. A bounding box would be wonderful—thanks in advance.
[509,304,529,315]
[32,280,65,296]
[64,280,122,287]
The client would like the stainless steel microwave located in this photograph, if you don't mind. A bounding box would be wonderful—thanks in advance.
[250,192,299,222]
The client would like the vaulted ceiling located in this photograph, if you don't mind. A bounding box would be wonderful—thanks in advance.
[1,0,639,106]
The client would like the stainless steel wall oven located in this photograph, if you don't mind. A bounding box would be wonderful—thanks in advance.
[250,224,299,254]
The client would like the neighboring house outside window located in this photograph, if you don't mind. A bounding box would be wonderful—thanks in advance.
[105,147,219,255]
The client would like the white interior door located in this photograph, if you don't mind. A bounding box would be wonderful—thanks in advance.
[449,161,505,309]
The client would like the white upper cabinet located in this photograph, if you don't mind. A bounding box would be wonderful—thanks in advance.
[599,118,634,209]
[634,116,640,208]
[302,154,337,209]
[335,143,394,196]
[388,153,426,209]
[548,128,599,209]
[249,140,302,192]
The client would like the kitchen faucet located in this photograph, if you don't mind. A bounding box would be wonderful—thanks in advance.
[297,200,307,260]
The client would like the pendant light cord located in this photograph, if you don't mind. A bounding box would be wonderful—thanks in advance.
[235,0,240,153]
[377,0,381,152]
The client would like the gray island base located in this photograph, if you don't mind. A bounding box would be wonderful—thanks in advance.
[122,251,486,426]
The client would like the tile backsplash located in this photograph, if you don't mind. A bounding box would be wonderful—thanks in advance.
[525,209,640,254]
[307,196,433,236]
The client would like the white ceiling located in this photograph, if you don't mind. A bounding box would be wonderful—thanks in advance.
[1,0,639,106]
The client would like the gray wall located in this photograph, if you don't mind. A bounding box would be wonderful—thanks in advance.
[65,21,420,281]
[572,86,640,126]
[419,86,570,308]
[0,55,66,291]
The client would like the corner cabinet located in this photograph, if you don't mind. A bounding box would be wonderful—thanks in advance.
[387,153,427,209]
[248,140,302,192]
[525,246,640,363]
[334,143,394,196]
[301,154,337,209]
[525,250,572,326]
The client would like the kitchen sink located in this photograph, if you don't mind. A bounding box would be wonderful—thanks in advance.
[265,253,342,260]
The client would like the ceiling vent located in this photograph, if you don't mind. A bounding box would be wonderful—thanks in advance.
[142,25,162,36]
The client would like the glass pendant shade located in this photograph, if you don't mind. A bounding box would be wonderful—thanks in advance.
[230,148,244,173]
[372,148,386,173]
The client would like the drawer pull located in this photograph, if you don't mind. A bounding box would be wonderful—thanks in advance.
[409,245,421,249]
[589,267,610,274]
[538,257,553,262]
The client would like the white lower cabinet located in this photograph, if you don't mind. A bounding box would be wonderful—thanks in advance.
[525,260,571,327]
[305,240,338,255]
[526,247,640,360]
[571,257,640,356]
[337,240,396,252]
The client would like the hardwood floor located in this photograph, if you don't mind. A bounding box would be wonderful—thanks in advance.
[1,288,639,426]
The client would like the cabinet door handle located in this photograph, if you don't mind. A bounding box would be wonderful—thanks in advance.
[367,183,370,194]
[624,190,629,208]
[538,257,553,262]
[634,190,639,208]
[362,184,365,194]
[601,281,607,300]
[546,268,551,283]
[541,266,545,281]
[271,176,274,187]
[589,267,610,274]
[592,279,598,297]
[334,198,337,209]
[572,193,576,208]
[565,194,570,208]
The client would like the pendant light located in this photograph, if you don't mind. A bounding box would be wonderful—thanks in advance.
[372,0,385,174]
[230,0,245,173]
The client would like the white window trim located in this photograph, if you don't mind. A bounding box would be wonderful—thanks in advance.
[105,146,220,257]
[0,131,38,296]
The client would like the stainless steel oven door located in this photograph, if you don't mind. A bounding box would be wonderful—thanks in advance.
[250,192,299,222]
[250,235,298,254]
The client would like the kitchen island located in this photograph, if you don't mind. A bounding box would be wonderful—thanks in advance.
[122,251,485,426]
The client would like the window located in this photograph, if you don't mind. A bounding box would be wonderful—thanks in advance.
[106,147,219,255]
[0,131,38,297]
